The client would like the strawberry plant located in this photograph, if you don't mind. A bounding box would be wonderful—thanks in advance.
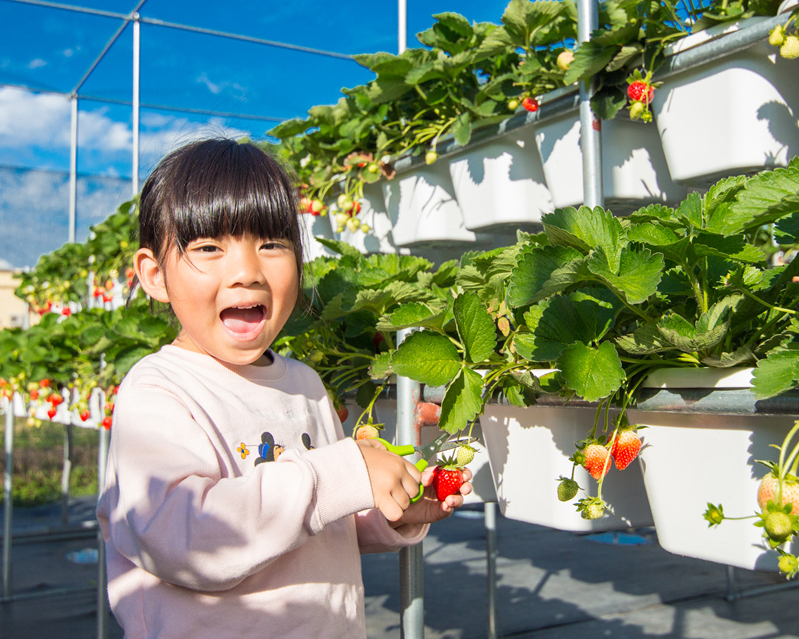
[376,160,799,518]
[705,419,799,578]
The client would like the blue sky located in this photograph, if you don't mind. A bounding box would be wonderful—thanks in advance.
[0,0,511,267]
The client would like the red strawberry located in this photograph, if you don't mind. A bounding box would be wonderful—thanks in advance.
[39,379,50,388]
[30,389,39,400]
[102,416,113,430]
[336,405,349,423]
[80,410,90,422]
[521,96,539,112]
[355,424,379,440]
[583,443,610,480]
[627,81,654,104]
[610,430,641,470]
[61,307,71,316]
[47,407,57,420]
[758,473,799,515]
[432,465,464,501]
[50,393,64,406]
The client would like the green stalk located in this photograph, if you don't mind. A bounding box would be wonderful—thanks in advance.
[738,288,796,316]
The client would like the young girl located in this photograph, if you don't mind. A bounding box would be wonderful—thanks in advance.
[96,138,472,638]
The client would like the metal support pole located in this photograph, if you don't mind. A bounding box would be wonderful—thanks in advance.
[398,0,407,54]
[576,0,603,209]
[397,328,423,639]
[132,14,141,197]
[485,501,498,639]
[61,424,74,526]
[68,96,78,244]
[3,396,14,599]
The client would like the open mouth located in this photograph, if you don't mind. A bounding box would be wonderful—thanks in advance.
[220,304,266,339]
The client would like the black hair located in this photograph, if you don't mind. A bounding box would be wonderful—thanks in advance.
[137,138,304,289]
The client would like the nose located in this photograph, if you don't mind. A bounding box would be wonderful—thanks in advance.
[226,240,265,287]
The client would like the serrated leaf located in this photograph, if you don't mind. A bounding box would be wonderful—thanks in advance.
[506,244,584,308]
[563,39,616,84]
[453,292,497,364]
[656,305,731,353]
[370,352,394,380]
[712,160,799,235]
[380,303,439,330]
[752,342,799,399]
[438,367,484,434]
[701,345,755,368]
[694,233,765,263]
[557,341,624,402]
[616,323,673,354]
[587,246,663,304]
[452,111,472,147]
[676,191,703,229]
[391,331,461,387]
[543,206,626,272]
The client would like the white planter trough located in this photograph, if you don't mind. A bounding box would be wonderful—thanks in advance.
[534,114,687,212]
[652,19,799,186]
[382,161,479,248]
[448,126,553,231]
[298,212,337,262]
[481,403,654,532]
[630,367,798,572]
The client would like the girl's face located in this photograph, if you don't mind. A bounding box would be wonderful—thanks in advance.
[137,234,299,367]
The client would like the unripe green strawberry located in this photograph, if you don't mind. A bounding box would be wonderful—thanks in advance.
[456,445,475,466]
[780,35,799,60]
[557,477,579,502]
[629,101,645,121]
[778,552,799,578]
[425,151,438,165]
[764,510,793,543]
[770,25,786,47]
[508,99,519,111]
[581,499,605,520]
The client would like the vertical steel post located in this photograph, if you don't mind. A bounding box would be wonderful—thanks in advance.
[97,388,111,639]
[132,14,141,197]
[68,96,78,244]
[577,0,604,209]
[398,0,407,54]
[3,396,14,599]
[397,328,423,639]
[61,424,74,526]
[485,501,498,639]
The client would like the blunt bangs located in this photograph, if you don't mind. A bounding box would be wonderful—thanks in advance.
[139,139,303,266]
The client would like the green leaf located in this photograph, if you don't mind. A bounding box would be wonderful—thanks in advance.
[391,331,461,387]
[438,367,484,434]
[615,323,673,355]
[557,341,624,402]
[453,292,497,364]
[752,341,799,399]
[314,237,363,260]
[502,0,567,48]
[701,345,755,368]
[543,206,626,272]
[587,246,664,304]
[380,303,441,330]
[693,233,765,263]
[656,305,731,353]
[563,40,616,84]
[451,111,472,147]
[506,244,584,308]
[712,160,799,235]
[676,191,703,229]
[369,352,394,380]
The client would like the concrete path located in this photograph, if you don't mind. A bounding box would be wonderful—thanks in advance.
[2,498,798,638]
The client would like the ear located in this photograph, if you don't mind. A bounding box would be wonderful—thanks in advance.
[134,248,170,304]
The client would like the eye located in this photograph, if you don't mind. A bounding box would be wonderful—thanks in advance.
[261,240,288,251]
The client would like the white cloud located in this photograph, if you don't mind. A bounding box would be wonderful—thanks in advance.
[0,87,72,148]
[27,58,47,69]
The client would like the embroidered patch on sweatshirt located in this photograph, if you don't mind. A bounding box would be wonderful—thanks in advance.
[237,432,314,465]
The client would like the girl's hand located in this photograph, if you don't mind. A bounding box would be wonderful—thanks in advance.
[357,439,423,523]
[391,466,473,527]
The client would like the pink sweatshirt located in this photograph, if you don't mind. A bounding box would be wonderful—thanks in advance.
[96,345,427,639]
